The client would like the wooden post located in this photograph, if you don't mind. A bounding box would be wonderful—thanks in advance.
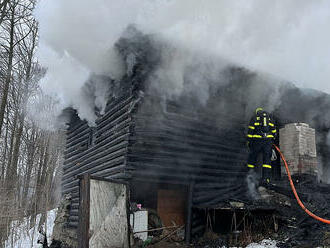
[185,182,194,244]
[78,174,90,248]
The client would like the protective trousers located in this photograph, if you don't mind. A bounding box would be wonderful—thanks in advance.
[247,139,272,180]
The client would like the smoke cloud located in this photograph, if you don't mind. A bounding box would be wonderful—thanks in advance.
[34,0,330,124]
[32,0,330,182]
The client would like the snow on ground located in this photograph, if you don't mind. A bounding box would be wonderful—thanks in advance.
[246,239,278,248]
[5,209,57,248]
[4,211,277,248]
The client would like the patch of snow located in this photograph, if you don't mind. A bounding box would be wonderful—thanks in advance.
[5,209,57,248]
[246,239,278,248]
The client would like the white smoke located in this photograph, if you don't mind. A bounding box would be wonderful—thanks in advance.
[246,172,260,200]
[34,0,330,122]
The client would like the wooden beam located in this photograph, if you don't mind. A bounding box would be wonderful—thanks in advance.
[78,174,90,248]
[185,182,194,245]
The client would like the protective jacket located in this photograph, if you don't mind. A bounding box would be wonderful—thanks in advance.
[247,111,276,140]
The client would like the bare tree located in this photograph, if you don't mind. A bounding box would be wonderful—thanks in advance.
[0,0,65,246]
[0,0,10,25]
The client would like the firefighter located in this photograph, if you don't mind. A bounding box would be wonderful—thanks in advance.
[246,107,277,183]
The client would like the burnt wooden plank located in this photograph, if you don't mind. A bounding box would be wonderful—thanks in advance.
[128,146,247,162]
[96,99,133,130]
[67,119,87,132]
[79,156,126,176]
[67,121,88,138]
[64,142,127,175]
[63,162,127,189]
[64,132,129,168]
[63,144,128,179]
[64,149,82,160]
[128,145,247,164]
[96,112,131,136]
[94,124,130,145]
[134,114,244,137]
[126,162,245,176]
[131,128,246,148]
[66,125,90,145]
[130,135,245,156]
[92,165,126,178]
[62,158,126,186]
[78,174,90,248]
[136,104,245,128]
[103,92,133,114]
[129,170,238,183]
[161,99,245,124]
[66,132,90,149]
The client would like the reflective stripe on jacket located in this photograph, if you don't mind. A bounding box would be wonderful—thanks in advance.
[247,112,276,139]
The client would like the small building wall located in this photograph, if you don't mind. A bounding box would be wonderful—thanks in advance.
[279,123,317,175]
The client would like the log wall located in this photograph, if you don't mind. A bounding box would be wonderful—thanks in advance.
[127,96,249,208]
[62,90,249,229]
[62,92,135,228]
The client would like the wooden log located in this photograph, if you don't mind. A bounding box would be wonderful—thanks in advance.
[126,162,245,177]
[66,132,90,149]
[96,102,132,131]
[133,120,245,144]
[94,120,130,144]
[64,127,129,167]
[66,124,90,143]
[62,146,127,181]
[127,154,246,168]
[101,93,133,118]
[127,148,246,166]
[62,165,126,188]
[67,120,87,136]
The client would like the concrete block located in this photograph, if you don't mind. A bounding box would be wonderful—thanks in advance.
[279,123,317,175]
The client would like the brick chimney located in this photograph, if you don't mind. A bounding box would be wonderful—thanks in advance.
[279,123,318,176]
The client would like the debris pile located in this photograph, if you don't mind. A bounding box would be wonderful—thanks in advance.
[260,174,330,247]
[49,195,77,248]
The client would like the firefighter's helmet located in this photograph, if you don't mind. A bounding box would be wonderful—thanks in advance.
[255,107,263,114]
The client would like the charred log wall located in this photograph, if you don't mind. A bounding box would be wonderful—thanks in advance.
[62,92,135,228]
[62,88,250,228]
[127,95,249,208]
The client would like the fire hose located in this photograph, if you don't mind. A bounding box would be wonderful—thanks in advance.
[273,144,330,224]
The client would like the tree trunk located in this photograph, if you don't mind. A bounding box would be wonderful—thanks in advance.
[8,114,24,191]
[4,109,18,186]
[21,129,38,209]
[0,106,10,185]
[0,4,15,136]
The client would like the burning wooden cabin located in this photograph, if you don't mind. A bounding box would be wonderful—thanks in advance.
[60,28,330,247]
